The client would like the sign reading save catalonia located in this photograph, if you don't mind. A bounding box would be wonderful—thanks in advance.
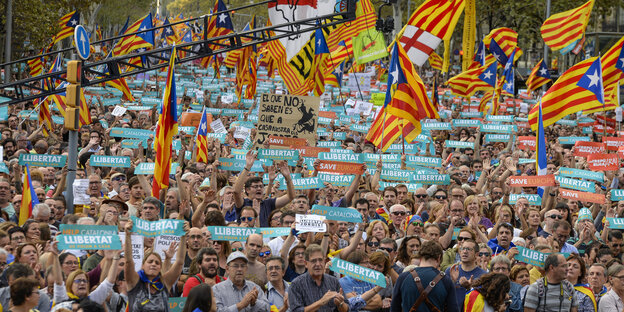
[330,258,386,287]
[89,155,131,168]
[19,154,66,167]
[57,224,121,250]
[131,216,185,237]
[311,205,362,223]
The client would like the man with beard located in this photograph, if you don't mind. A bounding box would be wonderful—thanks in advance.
[183,227,204,275]
[265,256,290,312]
[213,251,270,311]
[182,247,224,297]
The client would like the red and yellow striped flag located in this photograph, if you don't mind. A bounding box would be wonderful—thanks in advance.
[37,98,52,137]
[19,165,39,226]
[428,52,443,71]
[27,58,43,77]
[528,57,602,130]
[478,90,493,113]
[152,47,179,197]
[52,11,80,44]
[464,290,486,312]
[447,58,496,97]
[541,0,594,53]
[526,59,552,93]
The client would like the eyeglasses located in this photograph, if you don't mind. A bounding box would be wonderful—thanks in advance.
[415,194,428,199]
[249,184,264,189]
[612,243,623,247]
[459,247,474,252]
[457,236,471,241]
[547,215,563,219]
[259,251,271,257]
[63,261,79,266]
[411,222,424,227]
[112,176,126,181]
[478,252,491,257]
[232,247,244,252]
[73,279,88,285]
[391,211,406,216]
[435,195,447,200]
[267,265,282,271]
[379,247,394,253]
[241,217,255,222]
[294,252,305,257]
[367,241,380,247]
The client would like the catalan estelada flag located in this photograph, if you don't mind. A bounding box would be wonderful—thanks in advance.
[464,289,486,312]
[152,47,178,197]
[312,25,330,96]
[112,13,155,57]
[428,52,443,71]
[195,108,210,163]
[526,59,552,93]
[19,165,39,226]
[447,58,497,97]
[484,28,520,64]
[160,18,179,45]
[52,11,80,44]
[528,57,602,130]
[541,0,595,54]
[536,100,547,197]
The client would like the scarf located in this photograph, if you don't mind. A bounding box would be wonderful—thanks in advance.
[138,269,164,291]
[67,292,80,300]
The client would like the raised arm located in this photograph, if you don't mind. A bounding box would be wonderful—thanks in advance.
[162,222,189,289]
[233,150,256,208]
[275,161,295,209]
[124,221,140,290]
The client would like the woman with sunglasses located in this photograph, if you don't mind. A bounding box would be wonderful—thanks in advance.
[364,236,380,254]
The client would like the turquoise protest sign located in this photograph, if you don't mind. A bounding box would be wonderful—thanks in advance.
[378,181,422,192]
[558,167,604,182]
[333,132,347,140]
[558,136,590,145]
[318,173,355,187]
[278,177,324,190]
[131,216,185,237]
[168,297,186,312]
[0,163,8,174]
[422,122,452,130]
[311,205,362,223]
[19,154,66,167]
[258,149,300,161]
[89,155,131,168]
[317,141,341,148]
[555,119,577,126]
[486,115,514,122]
[110,127,153,140]
[57,224,121,250]
[480,124,516,133]
[518,158,536,165]
[262,173,301,185]
[406,165,439,175]
[611,190,624,201]
[444,141,474,149]
[350,124,369,133]
[330,149,352,154]
[460,112,482,118]
[484,134,512,143]
[121,139,143,149]
[134,162,178,175]
[554,176,595,193]
[410,174,450,185]
[362,153,400,163]
[318,152,363,163]
[386,144,418,154]
[507,194,542,205]
[514,246,550,267]
[330,258,386,287]
[452,119,481,128]
[258,227,291,238]
[381,169,412,182]
[607,218,624,229]
[405,155,442,167]
[217,158,264,172]
[52,116,64,124]
[126,105,153,111]
[582,127,593,134]
[207,226,291,241]
[178,126,195,135]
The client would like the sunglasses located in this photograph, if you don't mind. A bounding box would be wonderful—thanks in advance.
[232,247,244,252]
[415,194,428,198]
[379,247,394,253]
[367,241,380,247]
[547,215,563,220]
[478,252,491,257]
[241,217,255,222]
[411,222,424,227]
[457,236,471,241]
[259,251,271,257]
[392,211,406,216]
[435,195,447,200]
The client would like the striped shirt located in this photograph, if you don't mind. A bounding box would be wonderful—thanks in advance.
[523,279,578,312]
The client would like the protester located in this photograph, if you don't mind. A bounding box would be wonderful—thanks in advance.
[524,253,578,312]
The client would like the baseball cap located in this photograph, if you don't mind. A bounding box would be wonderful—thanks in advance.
[226,251,248,265]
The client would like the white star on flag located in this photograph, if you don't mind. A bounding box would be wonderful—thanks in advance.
[71,19,77,26]
[492,52,500,60]
[505,82,512,90]
[619,57,624,66]
[166,28,172,34]
[389,66,399,83]
[587,70,600,87]
[539,68,548,76]
[505,62,511,70]
[140,26,146,31]
[334,66,342,75]
[483,70,493,80]
[317,39,321,48]
[199,122,206,132]
[219,13,228,23]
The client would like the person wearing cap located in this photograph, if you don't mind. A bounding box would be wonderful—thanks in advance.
[213,251,270,311]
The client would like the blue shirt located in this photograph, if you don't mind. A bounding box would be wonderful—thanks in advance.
[560,242,579,254]
[391,267,459,312]
[266,280,290,311]
[444,264,487,309]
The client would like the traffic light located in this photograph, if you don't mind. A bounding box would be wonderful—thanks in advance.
[65,61,81,130]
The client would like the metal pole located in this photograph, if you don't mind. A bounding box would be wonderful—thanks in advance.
[65,130,78,214]
[4,0,12,83]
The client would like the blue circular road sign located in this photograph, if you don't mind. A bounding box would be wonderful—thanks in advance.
[74,25,91,60]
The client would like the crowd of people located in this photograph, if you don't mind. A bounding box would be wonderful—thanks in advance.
[0,59,621,312]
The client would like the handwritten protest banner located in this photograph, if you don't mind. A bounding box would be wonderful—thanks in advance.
[508,175,556,187]
[130,216,185,237]
[296,214,327,232]
[311,205,363,223]
[256,94,320,148]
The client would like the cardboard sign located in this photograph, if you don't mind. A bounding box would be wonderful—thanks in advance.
[318,152,363,163]
[445,140,474,149]
[295,214,327,233]
[110,127,153,140]
[574,141,606,157]
[72,179,90,205]
[317,160,365,175]
[269,135,309,148]
[112,105,127,117]
[452,119,482,128]
[234,126,251,140]
[554,176,595,193]
[405,155,442,168]
[559,136,591,145]
[330,258,386,287]
[508,175,556,187]
[168,297,186,312]
[180,112,204,128]
[611,189,624,201]
[154,235,181,262]
[278,177,324,190]
[19,154,67,167]
[410,174,450,185]
[210,119,227,134]
[134,162,179,175]
[206,226,292,241]
[258,148,300,161]
[587,154,619,171]
[311,205,363,223]
[130,216,186,237]
[603,137,624,151]
[559,189,606,204]
[507,194,542,205]
[514,246,550,267]
[256,94,320,148]
[518,136,536,150]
